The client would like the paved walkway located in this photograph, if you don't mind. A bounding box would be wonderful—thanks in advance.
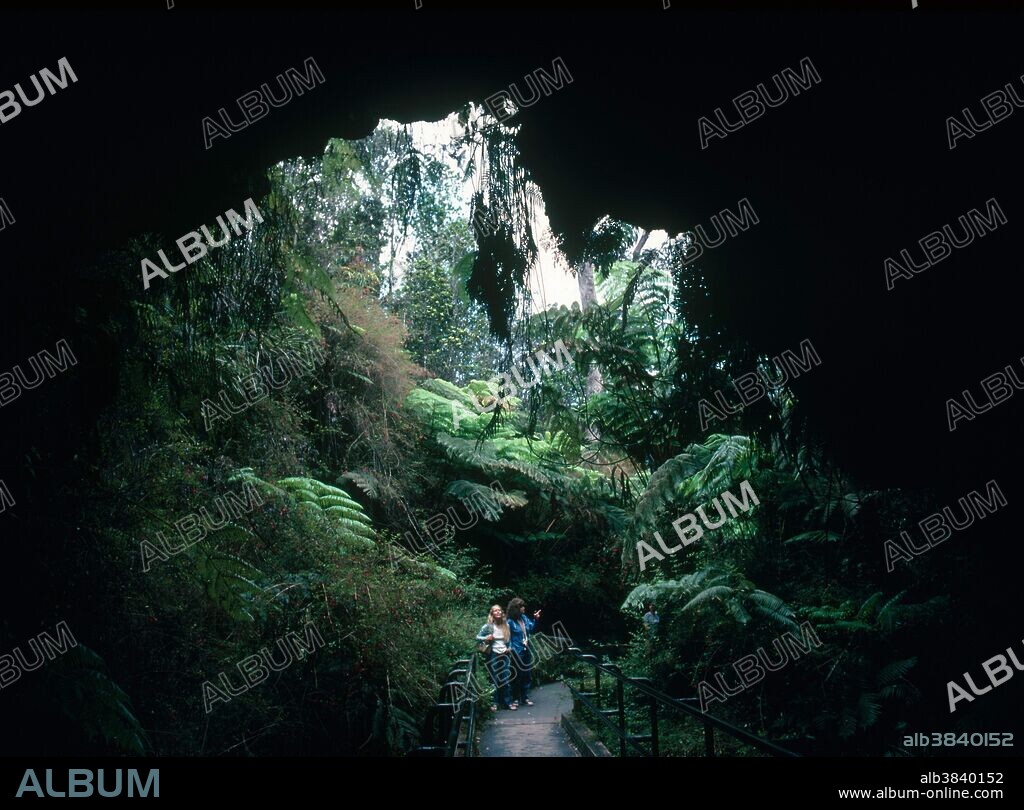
[477,682,580,757]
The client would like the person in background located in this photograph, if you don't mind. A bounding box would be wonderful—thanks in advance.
[506,597,541,709]
[642,603,660,637]
[476,604,514,711]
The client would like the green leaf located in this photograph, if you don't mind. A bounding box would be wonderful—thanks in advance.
[194,551,262,621]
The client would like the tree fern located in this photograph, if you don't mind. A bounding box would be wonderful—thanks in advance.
[748,590,799,631]
[680,584,736,615]
[323,504,373,525]
[857,691,883,732]
[802,605,847,623]
[194,550,262,622]
[784,529,841,545]
[623,567,796,634]
[420,377,479,409]
[681,434,753,502]
[50,645,149,756]
[878,657,917,686]
[631,434,753,536]
[632,452,702,530]
[876,591,907,634]
[857,591,885,622]
[341,470,380,499]
[275,475,377,547]
[444,480,527,520]
[327,513,377,539]
[229,467,287,499]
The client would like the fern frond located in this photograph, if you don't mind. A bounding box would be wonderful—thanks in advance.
[784,530,841,544]
[858,691,882,729]
[877,590,908,634]
[832,620,873,633]
[857,591,885,621]
[878,657,917,686]
[325,512,377,538]
[52,646,149,755]
[633,452,702,528]
[342,471,380,499]
[680,585,735,613]
[748,590,798,631]
[229,468,287,499]
[318,491,365,510]
[194,551,262,621]
[322,503,372,525]
[684,435,753,500]
[802,606,847,622]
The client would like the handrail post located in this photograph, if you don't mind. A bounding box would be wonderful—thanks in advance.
[439,702,454,748]
[650,698,660,757]
[632,676,658,758]
[615,676,626,757]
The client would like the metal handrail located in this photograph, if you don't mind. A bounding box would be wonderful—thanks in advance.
[567,676,650,757]
[562,646,800,758]
[410,655,478,757]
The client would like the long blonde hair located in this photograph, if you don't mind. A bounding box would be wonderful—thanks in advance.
[488,604,509,640]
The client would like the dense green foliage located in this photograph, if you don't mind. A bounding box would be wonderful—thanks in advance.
[8,113,967,757]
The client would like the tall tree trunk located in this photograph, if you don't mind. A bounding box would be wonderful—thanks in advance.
[631,229,650,262]
[576,260,603,397]
[577,260,603,451]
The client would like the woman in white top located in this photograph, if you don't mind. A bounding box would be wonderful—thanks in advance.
[476,605,515,711]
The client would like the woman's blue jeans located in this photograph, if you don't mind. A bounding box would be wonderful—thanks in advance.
[510,648,533,703]
[487,651,512,708]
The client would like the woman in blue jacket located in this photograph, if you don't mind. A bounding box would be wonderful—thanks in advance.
[506,598,541,708]
[476,605,514,711]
